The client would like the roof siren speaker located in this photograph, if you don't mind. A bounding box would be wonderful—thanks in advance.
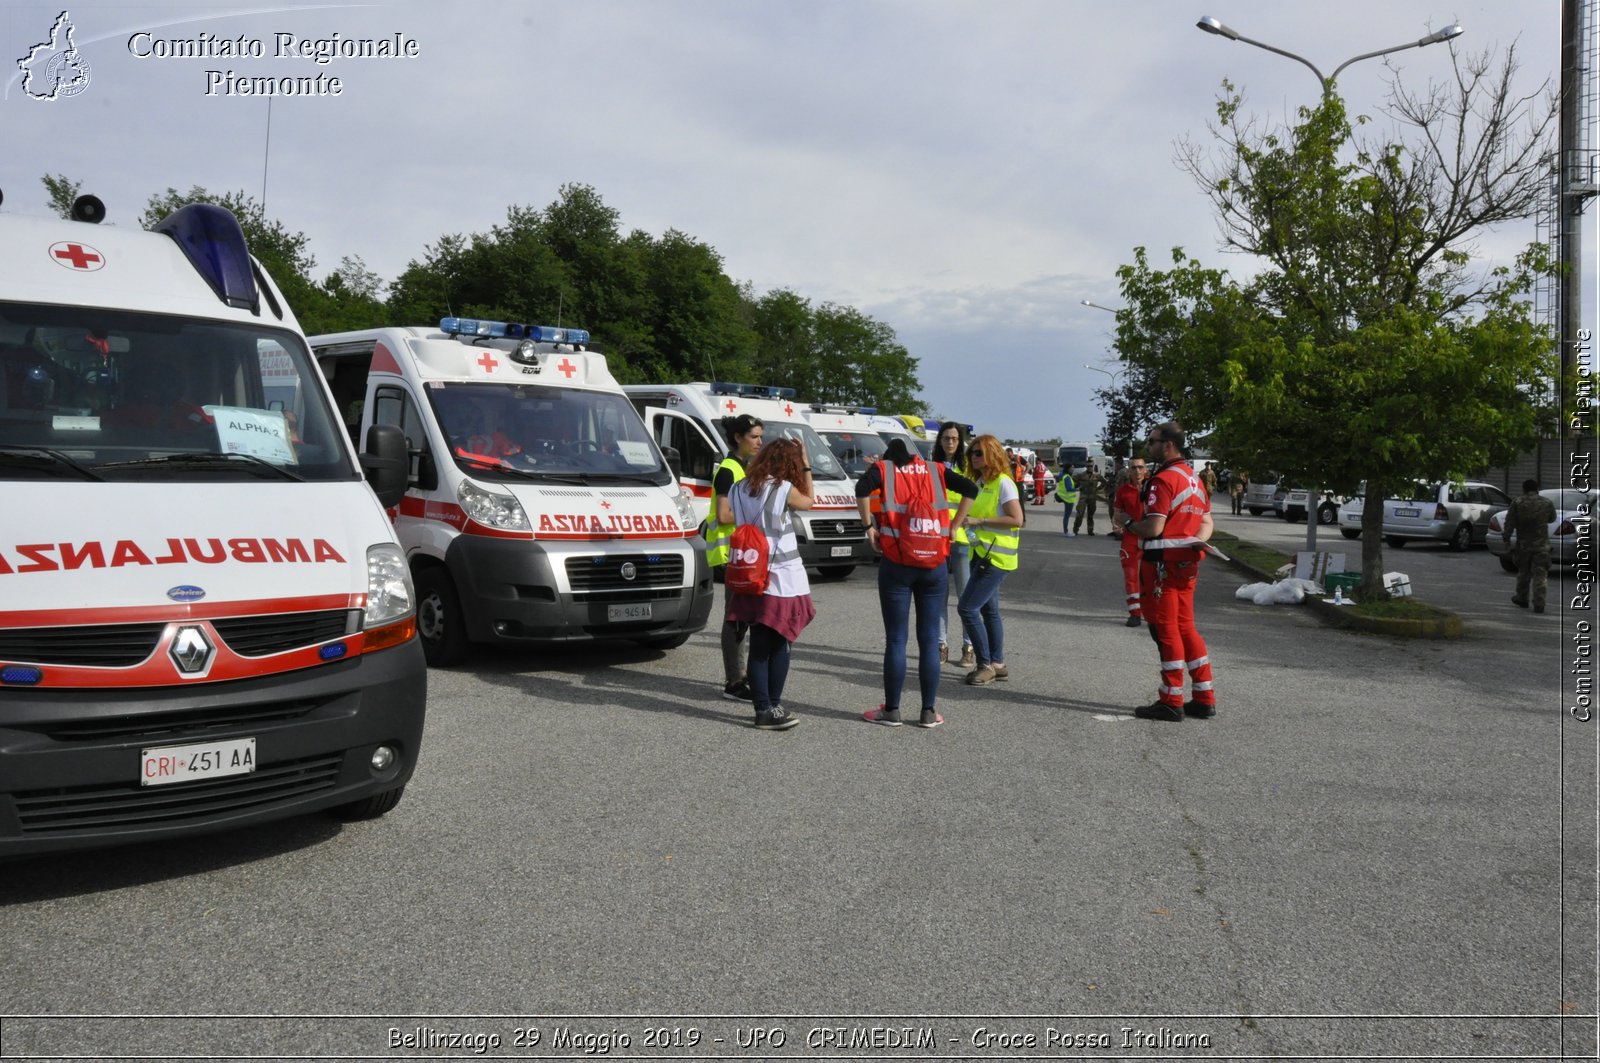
[71,194,106,224]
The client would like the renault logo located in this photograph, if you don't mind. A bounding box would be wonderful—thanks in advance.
[169,625,215,676]
[620,562,638,581]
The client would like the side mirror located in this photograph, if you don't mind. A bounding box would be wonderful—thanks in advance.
[414,450,439,492]
[661,444,683,481]
[360,423,409,508]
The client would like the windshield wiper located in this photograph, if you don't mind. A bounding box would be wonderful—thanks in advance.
[96,453,306,482]
[0,445,107,481]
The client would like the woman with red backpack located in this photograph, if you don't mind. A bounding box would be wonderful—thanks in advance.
[855,439,977,728]
[724,437,816,731]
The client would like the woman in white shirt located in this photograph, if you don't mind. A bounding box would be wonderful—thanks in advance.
[726,437,816,730]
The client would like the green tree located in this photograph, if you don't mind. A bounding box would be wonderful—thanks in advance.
[1112,48,1555,597]
[41,173,80,219]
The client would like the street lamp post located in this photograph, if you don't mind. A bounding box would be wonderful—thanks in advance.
[1194,14,1463,556]
[1195,16,1463,96]
[1084,364,1130,458]
[1080,299,1121,315]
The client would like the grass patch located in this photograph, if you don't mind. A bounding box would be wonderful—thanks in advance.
[1342,595,1453,620]
[1210,530,1293,575]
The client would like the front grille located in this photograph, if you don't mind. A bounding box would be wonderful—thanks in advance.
[0,624,165,667]
[807,517,866,541]
[213,611,353,656]
[14,753,342,833]
[565,554,684,593]
[27,698,328,743]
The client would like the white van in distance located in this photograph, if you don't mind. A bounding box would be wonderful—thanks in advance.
[0,195,425,856]
[309,319,713,665]
[624,382,873,579]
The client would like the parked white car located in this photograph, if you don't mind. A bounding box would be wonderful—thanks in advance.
[1271,484,1345,524]
[1338,490,1365,540]
[1381,480,1513,551]
[1486,487,1596,571]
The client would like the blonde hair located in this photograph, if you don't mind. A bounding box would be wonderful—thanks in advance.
[967,434,1009,482]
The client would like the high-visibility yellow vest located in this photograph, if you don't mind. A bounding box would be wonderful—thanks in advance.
[706,456,745,566]
[943,463,969,545]
[1056,473,1078,504]
[970,476,1020,571]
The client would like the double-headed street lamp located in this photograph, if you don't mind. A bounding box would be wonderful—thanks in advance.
[1195,15,1463,96]
[1194,14,1464,552]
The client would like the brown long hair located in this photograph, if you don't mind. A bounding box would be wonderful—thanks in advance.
[742,436,806,497]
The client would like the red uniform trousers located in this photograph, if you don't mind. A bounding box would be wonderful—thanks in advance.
[1119,535,1143,619]
[1138,547,1215,709]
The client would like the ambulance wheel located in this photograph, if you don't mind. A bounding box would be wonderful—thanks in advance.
[416,568,469,667]
[328,784,405,821]
[815,566,855,581]
[637,632,692,650]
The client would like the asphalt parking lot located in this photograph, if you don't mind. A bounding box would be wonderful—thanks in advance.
[1,514,1594,1061]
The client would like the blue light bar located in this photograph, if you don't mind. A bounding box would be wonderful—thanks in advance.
[152,204,260,313]
[1,664,43,685]
[439,319,590,345]
[527,325,590,344]
[711,382,797,400]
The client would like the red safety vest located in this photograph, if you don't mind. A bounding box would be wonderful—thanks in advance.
[876,458,951,568]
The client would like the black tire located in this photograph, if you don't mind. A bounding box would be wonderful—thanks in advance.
[1248,507,1264,516]
[1384,536,1408,549]
[1449,522,1473,552]
[1318,503,1338,525]
[328,784,405,821]
[415,567,470,667]
[814,565,855,581]
[1498,554,1517,573]
[1340,528,1360,540]
[637,632,692,650]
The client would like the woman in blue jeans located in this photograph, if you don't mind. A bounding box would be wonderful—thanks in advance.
[855,440,977,727]
[957,434,1024,686]
[934,422,976,668]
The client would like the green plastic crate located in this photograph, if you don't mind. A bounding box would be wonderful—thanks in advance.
[1323,572,1361,596]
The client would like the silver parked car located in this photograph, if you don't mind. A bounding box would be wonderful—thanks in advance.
[1381,480,1513,551]
[1486,488,1596,571]
[1243,472,1280,516]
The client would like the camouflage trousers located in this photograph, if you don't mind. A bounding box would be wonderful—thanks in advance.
[1514,545,1551,611]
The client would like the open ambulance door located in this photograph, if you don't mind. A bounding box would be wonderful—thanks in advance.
[643,406,720,525]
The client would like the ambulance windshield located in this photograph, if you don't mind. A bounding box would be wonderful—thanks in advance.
[427,382,670,484]
[765,420,847,482]
[0,303,354,482]
[816,428,886,478]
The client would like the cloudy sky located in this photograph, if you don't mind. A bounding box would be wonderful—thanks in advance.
[2,1,1584,445]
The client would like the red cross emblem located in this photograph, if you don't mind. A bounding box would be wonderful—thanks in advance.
[783,404,794,416]
[600,500,612,510]
[557,358,577,378]
[476,351,499,373]
[50,242,103,271]
[724,399,738,413]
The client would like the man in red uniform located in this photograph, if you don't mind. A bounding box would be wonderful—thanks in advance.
[1110,457,1150,627]
[1128,422,1215,722]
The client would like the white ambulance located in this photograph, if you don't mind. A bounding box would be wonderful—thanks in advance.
[308,320,712,665]
[622,382,872,579]
[0,195,425,857]
[805,403,895,481]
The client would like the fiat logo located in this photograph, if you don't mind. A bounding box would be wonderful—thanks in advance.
[835,522,845,535]
[168,625,215,676]
[620,562,638,581]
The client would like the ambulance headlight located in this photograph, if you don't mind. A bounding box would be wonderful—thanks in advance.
[674,488,697,530]
[459,479,530,531]
[365,544,414,626]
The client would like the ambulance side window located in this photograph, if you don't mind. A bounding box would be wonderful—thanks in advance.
[373,385,431,487]
[658,414,716,481]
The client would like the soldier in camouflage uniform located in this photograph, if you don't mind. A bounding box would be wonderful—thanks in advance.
[1503,479,1557,614]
